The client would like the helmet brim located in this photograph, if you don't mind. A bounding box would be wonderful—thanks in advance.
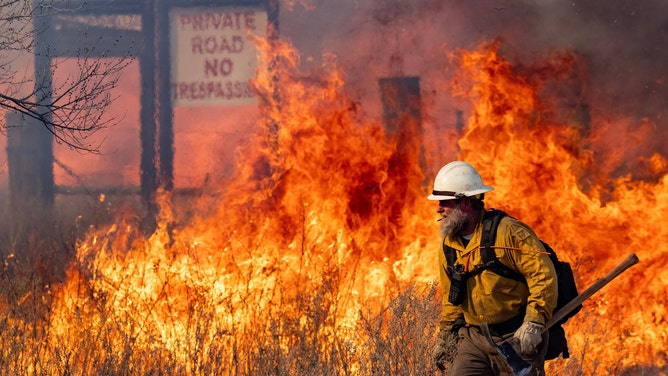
[427,186,494,200]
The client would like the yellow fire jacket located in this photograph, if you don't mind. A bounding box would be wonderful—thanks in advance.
[438,211,558,331]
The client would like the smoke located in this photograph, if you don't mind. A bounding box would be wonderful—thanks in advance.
[529,1,668,120]
[525,1,668,180]
[279,0,667,180]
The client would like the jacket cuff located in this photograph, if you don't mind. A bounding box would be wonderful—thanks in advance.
[524,312,546,325]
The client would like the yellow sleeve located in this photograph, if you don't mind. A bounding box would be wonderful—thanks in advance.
[499,218,558,324]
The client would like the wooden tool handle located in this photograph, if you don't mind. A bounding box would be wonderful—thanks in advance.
[546,253,640,329]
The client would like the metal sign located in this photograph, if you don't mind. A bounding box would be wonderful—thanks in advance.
[169,7,268,107]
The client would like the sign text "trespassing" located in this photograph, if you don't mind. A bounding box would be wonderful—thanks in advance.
[170,8,267,107]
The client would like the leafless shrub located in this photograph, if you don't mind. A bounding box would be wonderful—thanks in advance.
[357,282,441,375]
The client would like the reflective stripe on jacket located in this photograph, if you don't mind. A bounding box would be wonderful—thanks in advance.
[439,212,558,331]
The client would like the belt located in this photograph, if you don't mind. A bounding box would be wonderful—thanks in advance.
[485,314,524,336]
[472,306,526,337]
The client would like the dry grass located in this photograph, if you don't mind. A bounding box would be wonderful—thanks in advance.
[0,195,664,376]
[0,194,446,375]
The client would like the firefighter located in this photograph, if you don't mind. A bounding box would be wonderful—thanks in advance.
[429,161,558,375]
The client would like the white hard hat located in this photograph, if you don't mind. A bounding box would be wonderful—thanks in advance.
[427,161,494,200]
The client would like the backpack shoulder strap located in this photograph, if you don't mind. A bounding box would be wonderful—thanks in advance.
[442,240,457,267]
[480,209,505,258]
[442,209,506,267]
[479,209,526,283]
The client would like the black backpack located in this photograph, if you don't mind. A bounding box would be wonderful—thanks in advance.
[443,209,581,360]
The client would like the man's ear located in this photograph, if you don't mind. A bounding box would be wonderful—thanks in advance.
[460,196,472,210]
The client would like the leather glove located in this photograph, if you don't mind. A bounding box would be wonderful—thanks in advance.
[513,321,544,355]
[432,328,458,371]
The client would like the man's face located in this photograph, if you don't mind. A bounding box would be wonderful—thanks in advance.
[437,199,468,237]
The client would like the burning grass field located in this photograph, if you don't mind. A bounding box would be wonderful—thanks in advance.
[0,39,666,375]
[0,194,440,375]
[0,197,662,375]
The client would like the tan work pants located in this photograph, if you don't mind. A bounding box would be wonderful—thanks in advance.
[447,326,547,376]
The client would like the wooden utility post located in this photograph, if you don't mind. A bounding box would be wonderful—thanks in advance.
[5,113,54,206]
[379,76,427,175]
[17,0,57,206]
[378,76,427,232]
[157,0,174,193]
[140,0,159,209]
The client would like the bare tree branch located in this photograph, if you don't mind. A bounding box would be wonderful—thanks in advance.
[0,0,135,152]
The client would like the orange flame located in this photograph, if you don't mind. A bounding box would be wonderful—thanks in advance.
[49,35,438,373]
[44,37,668,375]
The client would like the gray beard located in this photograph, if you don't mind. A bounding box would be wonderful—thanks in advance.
[439,207,468,238]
